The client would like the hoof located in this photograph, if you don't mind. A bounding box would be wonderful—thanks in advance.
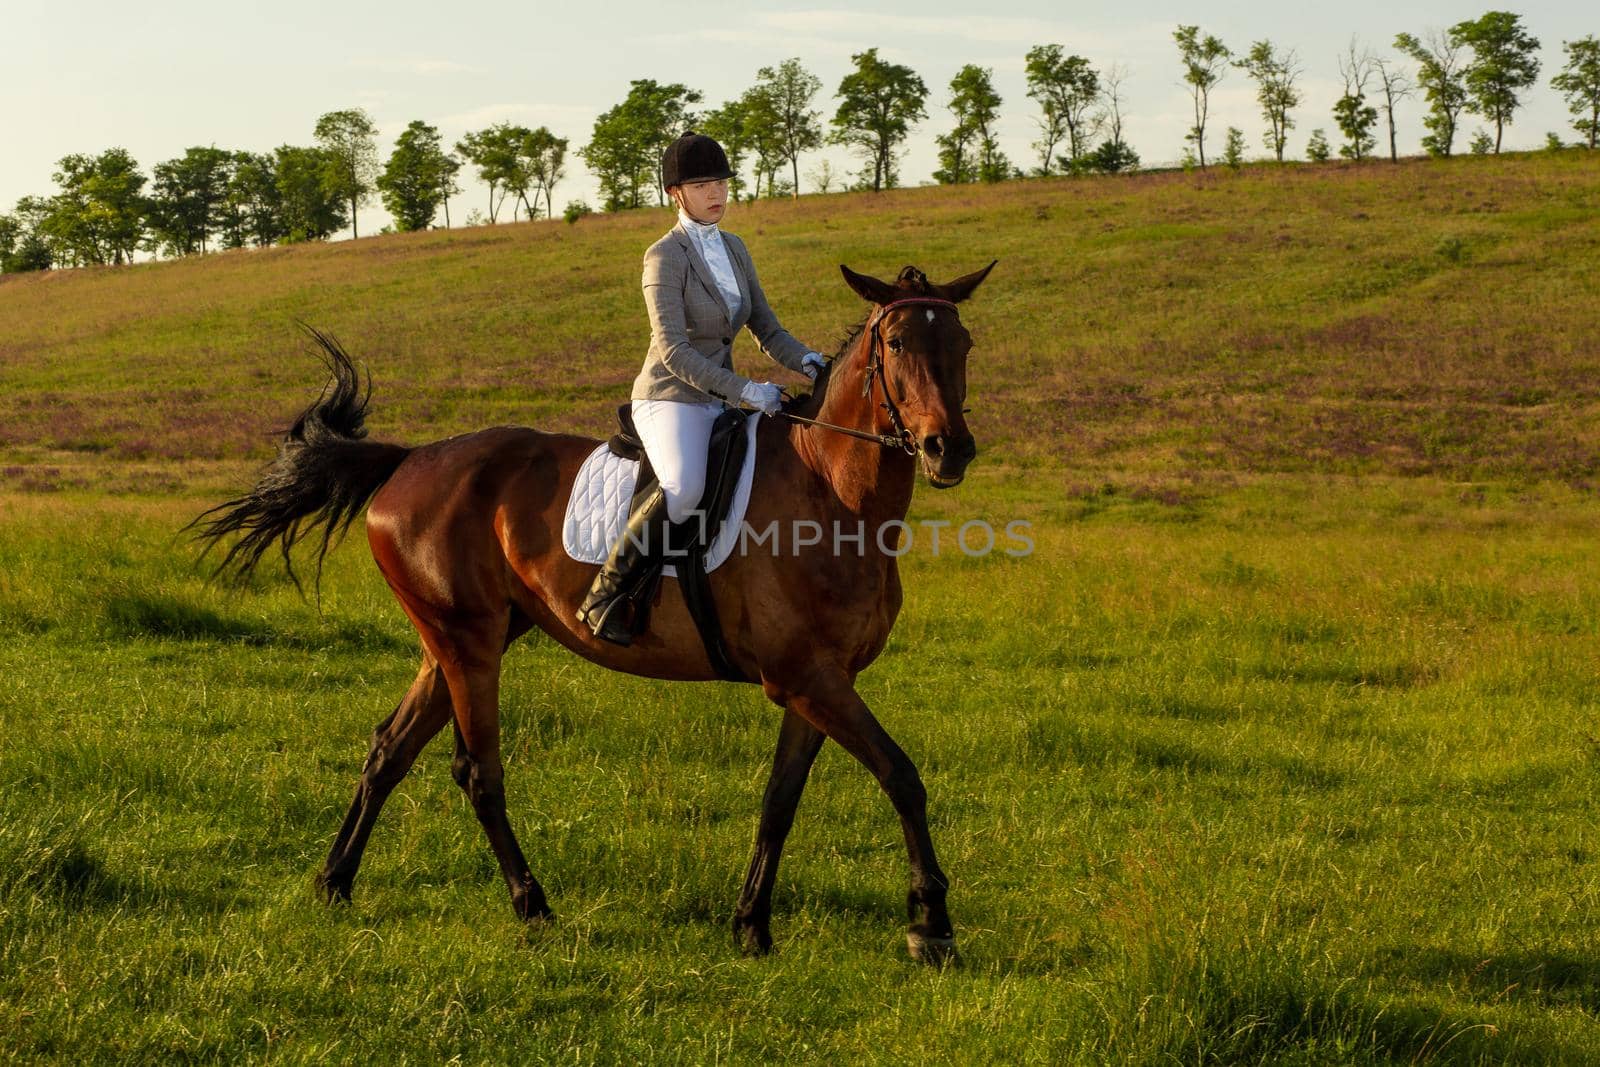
[512,888,555,924]
[315,872,352,904]
[734,917,773,957]
[514,899,555,924]
[907,931,959,966]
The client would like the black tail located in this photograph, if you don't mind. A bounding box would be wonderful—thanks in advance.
[188,327,411,593]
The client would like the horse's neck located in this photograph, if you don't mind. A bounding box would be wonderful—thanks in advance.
[790,336,916,520]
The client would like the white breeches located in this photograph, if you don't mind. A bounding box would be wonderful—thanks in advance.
[631,398,727,525]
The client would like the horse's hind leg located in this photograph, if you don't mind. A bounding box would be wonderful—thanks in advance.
[438,648,552,922]
[733,707,825,955]
[316,655,453,902]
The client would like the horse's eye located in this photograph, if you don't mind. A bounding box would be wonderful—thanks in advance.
[887,337,904,352]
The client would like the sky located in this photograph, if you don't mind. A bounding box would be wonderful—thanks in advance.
[3,1,1594,236]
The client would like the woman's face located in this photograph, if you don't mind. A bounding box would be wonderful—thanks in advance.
[671,178,729,224]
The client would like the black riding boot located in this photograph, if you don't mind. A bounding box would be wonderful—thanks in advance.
[577,486,672,646]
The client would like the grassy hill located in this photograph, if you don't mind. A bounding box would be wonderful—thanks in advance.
[3,151,1598,487]
[3,156,1600,1063]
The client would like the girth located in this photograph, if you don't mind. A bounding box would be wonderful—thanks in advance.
[608,403,749,682]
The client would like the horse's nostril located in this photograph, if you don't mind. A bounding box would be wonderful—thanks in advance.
[923,434,945,458]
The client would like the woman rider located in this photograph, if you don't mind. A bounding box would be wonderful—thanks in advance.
[577,131,826,644]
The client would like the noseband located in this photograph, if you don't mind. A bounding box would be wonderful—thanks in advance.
[783,297,961,453]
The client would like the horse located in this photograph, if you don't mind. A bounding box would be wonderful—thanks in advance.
[193,260,996,963]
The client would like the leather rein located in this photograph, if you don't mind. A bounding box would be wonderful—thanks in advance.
[780,297,960,454]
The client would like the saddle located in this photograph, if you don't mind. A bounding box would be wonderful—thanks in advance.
[607,403,750,682]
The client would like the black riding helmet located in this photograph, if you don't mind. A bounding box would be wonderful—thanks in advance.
[661,132,734,189]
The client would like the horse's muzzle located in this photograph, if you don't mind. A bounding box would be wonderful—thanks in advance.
[920,433,977,488]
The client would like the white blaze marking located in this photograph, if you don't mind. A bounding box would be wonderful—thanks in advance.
[926,309,935,322]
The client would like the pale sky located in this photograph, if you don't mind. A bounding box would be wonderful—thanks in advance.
[4,1,1594,234]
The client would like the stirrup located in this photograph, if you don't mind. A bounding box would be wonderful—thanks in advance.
[581,592,638,646]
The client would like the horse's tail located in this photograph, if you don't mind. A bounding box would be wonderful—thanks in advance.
[188,327,411,593]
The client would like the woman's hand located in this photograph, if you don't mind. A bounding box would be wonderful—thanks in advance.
[740,380,784,415]
[801,353,827,380]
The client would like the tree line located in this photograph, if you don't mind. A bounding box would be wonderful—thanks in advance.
[3,12,1598,274]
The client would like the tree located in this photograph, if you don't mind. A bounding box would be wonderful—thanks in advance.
[1087,63,1137,172]
[438,152,463,228]
[273,145,347,242]
[1333,95,1379,160]
[457,124,523,221]
[1102,63,1130,147]
[314,108,379,240]
[378,120,453,231]
[1452,11,1540,153]
[144,146,232,257]
[579,108,646,212]
[0,197,54,272]
[1235,40,1301,162]
[935,65,1003,184]
[807,159,837,193]
[1551,36,1600,149]
[42,149,146,266]
[1024,45,1101,175]
[1373,58,1415,162]
[579,80,701,211]
[520,128,568,220]
[933,117,975,185]
[224,152,285,247]
[755,58,823,198]
[1335,42,1380,161]
[495,126,569,221]
[1469,129,1494,154]
[1174,25,1231,168]
[1306,129,1332,162]
[742,84,788,198]
[831,48,928,192]
[1396,30,1469,156]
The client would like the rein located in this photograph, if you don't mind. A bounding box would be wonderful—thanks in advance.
[781,297,960,454]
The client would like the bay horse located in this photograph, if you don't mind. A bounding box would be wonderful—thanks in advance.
[194,260,995,963]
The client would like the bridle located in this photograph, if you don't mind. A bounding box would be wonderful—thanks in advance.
[781,297,961,454]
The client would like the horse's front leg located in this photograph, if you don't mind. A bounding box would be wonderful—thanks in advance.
[783,669,954,964]
[734,706,825,955]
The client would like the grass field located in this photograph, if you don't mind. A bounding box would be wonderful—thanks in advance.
[3,153,1600,1063]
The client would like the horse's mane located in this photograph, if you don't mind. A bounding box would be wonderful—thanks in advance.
[785,312,866,419]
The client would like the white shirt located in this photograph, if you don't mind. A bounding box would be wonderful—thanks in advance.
[678,209,742,316]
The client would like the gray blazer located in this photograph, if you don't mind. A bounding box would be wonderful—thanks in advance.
[630,222,812,404]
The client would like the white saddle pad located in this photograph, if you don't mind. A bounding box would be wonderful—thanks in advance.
[562,415,762,577]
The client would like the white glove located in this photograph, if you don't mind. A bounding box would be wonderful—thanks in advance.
[801,352,827,380]
[740,379,784,415]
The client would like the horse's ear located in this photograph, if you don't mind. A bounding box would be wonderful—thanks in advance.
[840,264,899,306]
[937,260,998,304]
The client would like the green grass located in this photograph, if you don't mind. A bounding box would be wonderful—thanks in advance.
[4,154,1600,1062]
[3,478,1598,1062]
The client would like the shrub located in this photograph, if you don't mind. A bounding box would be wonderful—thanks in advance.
[1222,127,1247,170]
[1306,130,1331,163]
